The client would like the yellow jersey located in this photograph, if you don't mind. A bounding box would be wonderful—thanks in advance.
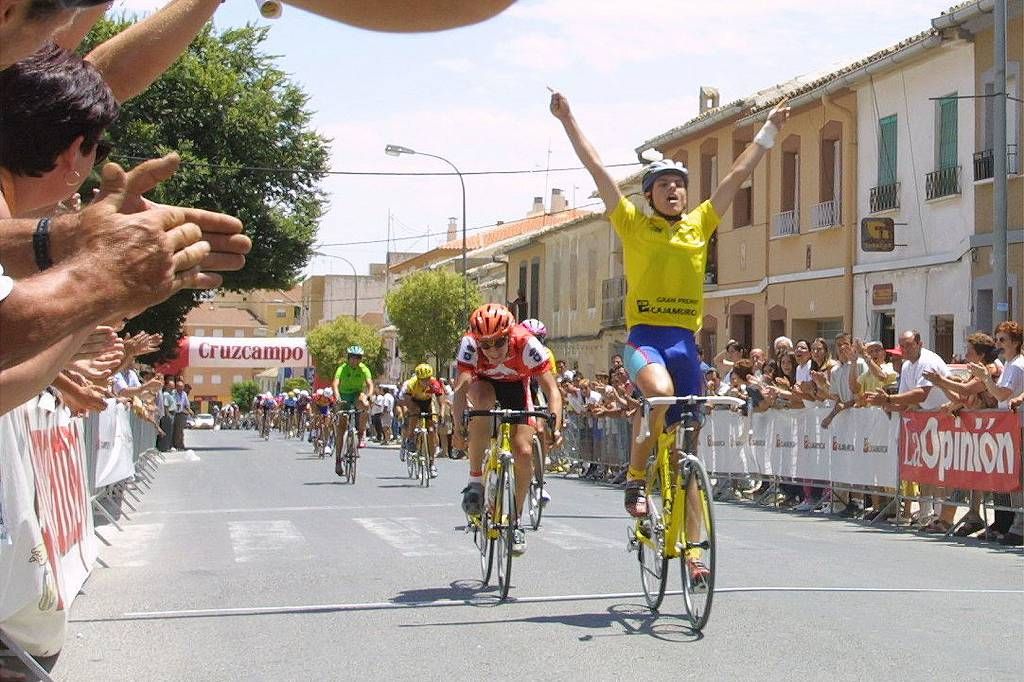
[609,196,720,331]
[401,376,443,401]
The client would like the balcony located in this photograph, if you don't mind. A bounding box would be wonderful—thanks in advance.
[973,144,1020,181]
[810,199,841,229]
[925,165,961,200]
[869,182,900,213]
[771,209,799,238]
[601,275,626,328]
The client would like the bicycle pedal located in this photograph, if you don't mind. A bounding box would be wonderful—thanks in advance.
[626,525,638,552]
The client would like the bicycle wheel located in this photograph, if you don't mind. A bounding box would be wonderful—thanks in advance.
[494,460,516,601]
[637,472,669,611]
[479,467,497,585]
[527,435,544,530]
[346,430,358,484]
[418,432,430,488]
[335,430,347,477]
[679,456,716,631]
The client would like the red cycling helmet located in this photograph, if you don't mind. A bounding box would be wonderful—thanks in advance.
[469,303,515,340]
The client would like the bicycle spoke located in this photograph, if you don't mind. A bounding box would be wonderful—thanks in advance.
[680,456,716,631]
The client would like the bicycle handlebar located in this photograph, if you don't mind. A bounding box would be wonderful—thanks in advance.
[463,408,553,426]
[635,395,746,443]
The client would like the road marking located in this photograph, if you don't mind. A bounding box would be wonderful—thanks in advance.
[353,517,474,557]
[135,503,456,517]
[100,523,163,568]
[67,586,1024,622]
[228,520,309,564]
[534,520,621,551]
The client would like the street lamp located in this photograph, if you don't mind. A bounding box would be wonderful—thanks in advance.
[312,251,358,321]
[385,144,468,322]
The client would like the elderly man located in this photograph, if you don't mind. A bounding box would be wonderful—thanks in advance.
[773,335,794,358]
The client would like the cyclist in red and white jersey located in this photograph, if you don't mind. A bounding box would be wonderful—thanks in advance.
[452,303,562,555]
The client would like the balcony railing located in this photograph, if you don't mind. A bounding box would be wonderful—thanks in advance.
[869,182,900,213]
[925,165,961,200]
[810,199,841,229]
[601,275,626,328]
[973,144,1020,181]
[771,209,799,237]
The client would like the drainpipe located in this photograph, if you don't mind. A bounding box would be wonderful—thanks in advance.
[823,92,859,336]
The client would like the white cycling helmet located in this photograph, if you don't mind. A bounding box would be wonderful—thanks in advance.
[323,388,334,397]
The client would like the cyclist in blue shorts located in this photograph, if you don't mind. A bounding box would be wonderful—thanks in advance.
[551,89,790,557]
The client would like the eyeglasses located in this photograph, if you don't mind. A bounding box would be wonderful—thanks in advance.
[996,336,1010,343]
[93,139,112,165]
[347,354,363,360]
[478,336,508,350]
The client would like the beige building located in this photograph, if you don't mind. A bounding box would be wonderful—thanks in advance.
[181,305,267,410]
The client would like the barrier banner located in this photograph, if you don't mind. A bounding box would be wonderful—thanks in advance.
[0,395,95,655]
[900,410,1022,492]
[769,410,801,479]
[828,407,900,488]
[93,399,135,488]
[157,335,311,375]
[702,410,759,476]
[796,406,831,480]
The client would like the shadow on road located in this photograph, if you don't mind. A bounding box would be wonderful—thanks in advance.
[398,601,701,641]
[390,580,497,605]
[188,446,251,452]
[302,481,349,486]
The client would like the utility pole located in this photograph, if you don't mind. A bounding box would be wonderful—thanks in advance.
[992,0,1009,325]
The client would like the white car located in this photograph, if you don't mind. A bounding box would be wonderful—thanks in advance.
[192,413,215,430]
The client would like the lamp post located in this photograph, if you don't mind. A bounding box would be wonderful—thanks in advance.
[385,144,468,322]
[312,251,358,321]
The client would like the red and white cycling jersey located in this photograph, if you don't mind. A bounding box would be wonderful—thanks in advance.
[456,326,550,382]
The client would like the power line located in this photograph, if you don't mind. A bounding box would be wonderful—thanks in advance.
[115,155,640,178]
[313,200,603,248]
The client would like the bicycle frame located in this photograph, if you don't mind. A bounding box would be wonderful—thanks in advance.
[633,395,744,559]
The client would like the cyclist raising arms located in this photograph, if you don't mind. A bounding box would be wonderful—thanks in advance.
[399,363,445,477]
[332,345,374,449]
[550,91,790,560]
[452,304,563,555]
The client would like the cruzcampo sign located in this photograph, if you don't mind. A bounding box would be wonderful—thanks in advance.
[861,217,895,252]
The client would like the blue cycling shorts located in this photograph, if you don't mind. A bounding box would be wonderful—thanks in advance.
[623,325,703,426]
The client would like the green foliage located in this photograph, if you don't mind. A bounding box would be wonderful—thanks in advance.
[79,19,329,362]
[282,377,311,393]
[306,317,384,381]
[231,380,260,411]
[385,270,481,373]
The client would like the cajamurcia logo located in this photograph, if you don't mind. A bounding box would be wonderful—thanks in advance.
[803,436,826,449]
[862,438,888,453]
[774,434,796,448]
[636,296,698,317]
[831,436,854,452]
[705,434,725,447]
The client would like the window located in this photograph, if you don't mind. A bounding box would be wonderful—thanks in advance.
[193,374,204,385]
[931,315,954,362]
[781,150,799,211]
[276,308,287,318]
[212,328,223,337]
[194,328,205,336]
[529,257,541,318]
[586,248,597,309]
[733,140,752,228]
[552,245,561,313]
[211,374,222,385]
[233,375,244,384]
[700,153,717,202]
[936,94,957,170]
[569,241,578,311]
[876,311,895,350]
[235,329,245,337]
[518,262,528,299]
[814,318,844,346]
[878,115,898,186]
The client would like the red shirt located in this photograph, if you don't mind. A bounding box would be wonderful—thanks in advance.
[456,326,550,382]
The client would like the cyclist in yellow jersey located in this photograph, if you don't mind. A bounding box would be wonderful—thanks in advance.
[399,363,445,475]
[551,90,790,583]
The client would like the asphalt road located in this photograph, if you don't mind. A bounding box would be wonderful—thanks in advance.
[50,429,1023,681]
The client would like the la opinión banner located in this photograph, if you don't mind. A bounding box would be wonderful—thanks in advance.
[899,411,1022,492]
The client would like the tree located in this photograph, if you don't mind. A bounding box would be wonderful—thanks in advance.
[231,379,260,411]
[385,270,481,373]
[283,377,311,393]
[306,317,384,381]
[78,20,330,362]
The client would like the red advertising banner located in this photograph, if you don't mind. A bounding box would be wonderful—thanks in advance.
[899,411,1022,492]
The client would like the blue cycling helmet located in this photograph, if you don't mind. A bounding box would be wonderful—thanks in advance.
[641,159,689,193]
[346,345,364,356]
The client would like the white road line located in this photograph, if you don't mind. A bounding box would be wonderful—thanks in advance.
[227,520,309,564]
[135,503,456,517]
[353,517,474,557]
[90,586,1024,621]
[534,520,621,551]
[100,523,163,568]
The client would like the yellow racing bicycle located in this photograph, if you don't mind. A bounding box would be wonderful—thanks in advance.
[627,394,744,630]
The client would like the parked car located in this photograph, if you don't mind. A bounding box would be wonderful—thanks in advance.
[192,413,216,430]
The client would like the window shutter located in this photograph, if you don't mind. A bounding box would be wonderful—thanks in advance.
[878,115,897,186]
[938,96,958,169]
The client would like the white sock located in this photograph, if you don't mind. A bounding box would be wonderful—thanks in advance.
[469,474,482,484]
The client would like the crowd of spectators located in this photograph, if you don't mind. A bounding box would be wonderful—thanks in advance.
[547,323,1024,546]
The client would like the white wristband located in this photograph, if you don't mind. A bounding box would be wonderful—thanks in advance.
[754,120,778,149]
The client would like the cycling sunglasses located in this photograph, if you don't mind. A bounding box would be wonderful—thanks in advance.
[478,336,508,350]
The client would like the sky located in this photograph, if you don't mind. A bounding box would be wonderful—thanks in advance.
[116,0,951,277]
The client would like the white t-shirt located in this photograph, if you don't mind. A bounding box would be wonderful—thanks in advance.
[370,395,385,415]
[996,354,1024,411]
[796,361,813,384]
[898,348,949,411]
[830,358,868,402]
[381,392,395,414]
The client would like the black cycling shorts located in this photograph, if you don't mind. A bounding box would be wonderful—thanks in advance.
[411,398,433,417]
[482,377,530,425]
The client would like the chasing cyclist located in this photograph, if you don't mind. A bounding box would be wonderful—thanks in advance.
[452,304,563,556]
[399,363,445,477]
[332,345,374,453]
[551,89,790,582]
